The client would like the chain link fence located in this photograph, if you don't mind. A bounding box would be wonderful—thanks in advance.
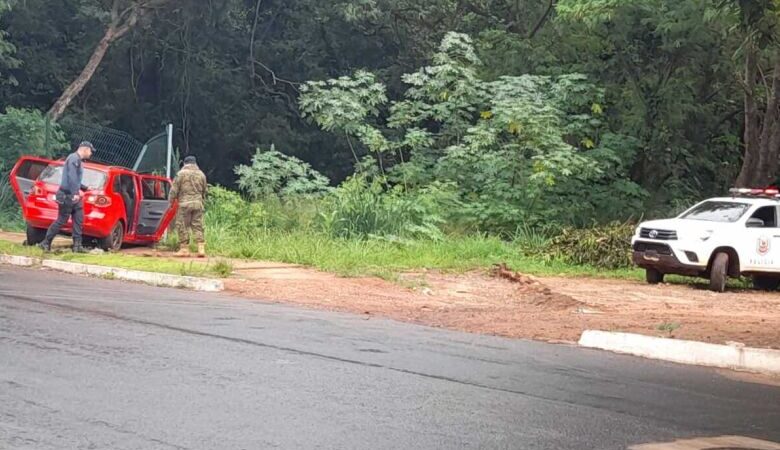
[44,118,172,175]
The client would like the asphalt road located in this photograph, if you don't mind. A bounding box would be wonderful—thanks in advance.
[1,266,779,450]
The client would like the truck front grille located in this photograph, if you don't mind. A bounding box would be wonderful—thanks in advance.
[640,228,678,240]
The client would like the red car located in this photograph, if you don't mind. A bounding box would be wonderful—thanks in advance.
[10,156,177,251]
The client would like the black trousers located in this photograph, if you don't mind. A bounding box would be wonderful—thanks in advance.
[45,191,84,246]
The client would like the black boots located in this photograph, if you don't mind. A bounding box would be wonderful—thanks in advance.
[72,241,88,253]
[39,241,52,252]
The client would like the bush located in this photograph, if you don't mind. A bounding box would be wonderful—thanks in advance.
[318,176,459,241]
[205,185,266,231]
[0,108,68,228]
[541,221,635,269]
[0,107,67,162]
[235,146,331,200]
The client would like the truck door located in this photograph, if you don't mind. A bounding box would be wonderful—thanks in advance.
[135,176,176,238]
[742,205,780,272]
[9,157,52,215]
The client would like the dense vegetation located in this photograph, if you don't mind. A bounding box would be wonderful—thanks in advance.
[1,0,780,272]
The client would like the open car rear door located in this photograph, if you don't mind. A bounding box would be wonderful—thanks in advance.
[136,176,177,240]
[9,157,52,215]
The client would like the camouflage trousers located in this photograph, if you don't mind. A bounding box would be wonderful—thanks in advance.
[176,202,205,245]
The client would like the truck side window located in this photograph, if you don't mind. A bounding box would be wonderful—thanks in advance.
[749,206,777,228]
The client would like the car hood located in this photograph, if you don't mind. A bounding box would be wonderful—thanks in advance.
[638,218,727,240]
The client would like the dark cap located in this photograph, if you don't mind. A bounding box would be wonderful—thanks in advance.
[183,155,197,165]
[78,141,95,152]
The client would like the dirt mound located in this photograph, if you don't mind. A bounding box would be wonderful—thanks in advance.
[492,263,582,310]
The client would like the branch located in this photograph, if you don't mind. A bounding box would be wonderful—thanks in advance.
[529,0,556,39]
[251,59,300,92]
[249,0,263,80]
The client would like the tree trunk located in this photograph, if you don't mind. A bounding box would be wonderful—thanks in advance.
[736,42,761,187]
[756,56,780,184]
[47,27,118,122]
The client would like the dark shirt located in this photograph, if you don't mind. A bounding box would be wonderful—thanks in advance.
[60,152,87,195]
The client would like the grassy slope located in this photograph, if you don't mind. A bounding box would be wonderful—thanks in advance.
[203,227,644,280]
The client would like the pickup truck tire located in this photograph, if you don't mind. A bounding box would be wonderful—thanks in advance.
[98,222,124,252]
[645,268,664,284]
[709,252,729,293]
[25,224,46,246]
[753,275,780,291]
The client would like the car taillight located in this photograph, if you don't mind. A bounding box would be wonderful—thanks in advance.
[86,195,112,207]
[32,186,44,196]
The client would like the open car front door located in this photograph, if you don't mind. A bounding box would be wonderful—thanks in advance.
[135,175,177,240]
[9,156,52,216]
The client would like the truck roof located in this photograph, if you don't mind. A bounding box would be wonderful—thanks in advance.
[707,196,780,205]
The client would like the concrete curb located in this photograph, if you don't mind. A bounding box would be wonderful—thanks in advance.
[579,330,780,375]
[0,253,224,292]
[0,254,38,267]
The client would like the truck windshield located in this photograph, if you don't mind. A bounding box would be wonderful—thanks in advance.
[680,201,750,222]
[39,165,108,190]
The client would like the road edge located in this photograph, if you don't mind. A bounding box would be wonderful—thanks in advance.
[0,253,224,292]
[579,330,780,375]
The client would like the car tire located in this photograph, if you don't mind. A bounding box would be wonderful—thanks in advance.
[709,252,729,293]
[645,268,664,284]
[752,275,780,291]
[25,224,47,246]
[98,222,124,252]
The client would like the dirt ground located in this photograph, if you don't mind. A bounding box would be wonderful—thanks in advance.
[2,230,779,349]
[224,264,780,349]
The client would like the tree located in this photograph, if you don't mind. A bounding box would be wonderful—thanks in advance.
[724,0,780,187]
[0,0,19,84]
[301,32,645,230]
[47,0,174,121]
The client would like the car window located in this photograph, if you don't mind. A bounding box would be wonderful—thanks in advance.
[39,165,107,189]
[680,201,751,223]
[748,206,778,228]
[141,178,167,200]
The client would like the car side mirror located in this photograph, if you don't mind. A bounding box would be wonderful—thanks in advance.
[747,218,765,228]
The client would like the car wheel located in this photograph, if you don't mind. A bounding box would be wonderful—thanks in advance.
[752,275,780,291]
[645,268,664,284]
[25,224,47,246]
[98,222,124,252]
[709,252,729,293]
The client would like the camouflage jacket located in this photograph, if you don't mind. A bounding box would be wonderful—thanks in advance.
[170,164,208,207]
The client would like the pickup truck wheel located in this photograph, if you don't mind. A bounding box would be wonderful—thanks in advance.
[645,268,664,284]
[753,275,780,291]
[98,222,124,252]
[25,224,46,246]
[709,252,729,293]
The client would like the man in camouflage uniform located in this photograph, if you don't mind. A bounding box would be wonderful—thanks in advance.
[169,156,208,257]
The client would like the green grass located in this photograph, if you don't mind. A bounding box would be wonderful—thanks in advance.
[203,225,644,280]
[0,240,226,278]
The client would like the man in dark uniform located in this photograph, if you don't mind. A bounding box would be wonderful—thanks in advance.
[40,142,94,253]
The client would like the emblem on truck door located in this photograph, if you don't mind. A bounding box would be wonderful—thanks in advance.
[757,236,771,255]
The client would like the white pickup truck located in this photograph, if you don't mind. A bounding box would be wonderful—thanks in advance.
[632,188,780,292]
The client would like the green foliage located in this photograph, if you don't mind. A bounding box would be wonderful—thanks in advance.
[0,0,18,85]
[541,221,636,269]
[235,146,331,200]
[0,107,67,162]
[318,175,459,240]
[301,32,645,232]
[0,108,67,225]
[205,185,266,231]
